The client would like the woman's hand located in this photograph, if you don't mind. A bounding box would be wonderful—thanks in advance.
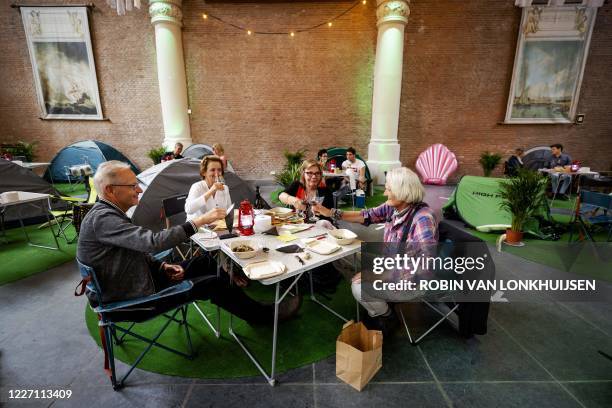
[312,202,332,217]
[212,182,225,192]
[292,197,307,211]
[193,207,226,227]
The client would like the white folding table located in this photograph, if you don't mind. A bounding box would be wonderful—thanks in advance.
[191,226,360,385]
[0,192,59,250]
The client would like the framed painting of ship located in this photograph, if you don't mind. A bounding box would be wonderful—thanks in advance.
[505,5,598,124]
[21,6,103,120]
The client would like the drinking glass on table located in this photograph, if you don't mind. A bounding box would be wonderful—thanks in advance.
[307,194,324,222]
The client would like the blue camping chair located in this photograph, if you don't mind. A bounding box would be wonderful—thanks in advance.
[568,190,612,242]
[76,259,197,390]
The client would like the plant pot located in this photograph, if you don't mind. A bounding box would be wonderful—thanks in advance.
[505,229,523,244]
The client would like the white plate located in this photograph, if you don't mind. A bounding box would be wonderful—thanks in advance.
[305,239,341,255]
[243,261,287,280]
[328,228,357,245]
[278,224,312,234]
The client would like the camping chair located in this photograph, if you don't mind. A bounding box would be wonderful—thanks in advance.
[568,190,612,242]
[397,221,493,344]
[415,144,458,185]
[44,177,98,243]
[76,259,196,390]
[161,194,199,260]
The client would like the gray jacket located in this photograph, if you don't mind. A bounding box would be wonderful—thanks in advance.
[77,199,196,303]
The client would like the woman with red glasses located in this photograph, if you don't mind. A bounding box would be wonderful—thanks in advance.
[279,159,334,223]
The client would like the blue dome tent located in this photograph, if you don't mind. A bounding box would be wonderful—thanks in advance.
[44,140,140,182]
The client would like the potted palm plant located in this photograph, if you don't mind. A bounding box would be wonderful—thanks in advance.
[479,151,502,177]
[498,169,548,244]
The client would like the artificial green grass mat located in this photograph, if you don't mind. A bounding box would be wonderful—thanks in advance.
[465,197,611,282]
[0,223,77,285]
[54,182,88,199]
[85,282,355,378]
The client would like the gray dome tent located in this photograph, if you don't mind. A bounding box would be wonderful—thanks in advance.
[0,159,66,223]
[182,143,214,160]
[130,158,264,232]
[182,143,235,172]
[45,140,140,182]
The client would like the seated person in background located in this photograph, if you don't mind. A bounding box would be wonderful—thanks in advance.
[504,148,524,177]
[342,147,367,190]
[317,149,328,170]
[77,161,300,324]
[547,143,572,199]
[313,167,438,332]
[212,143,228,170]
[279,159,334,226]
[185,156,231,220]
[161,142,184,162]
[317,149,328,188]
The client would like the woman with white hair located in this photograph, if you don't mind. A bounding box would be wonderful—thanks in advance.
[313,167,438,331]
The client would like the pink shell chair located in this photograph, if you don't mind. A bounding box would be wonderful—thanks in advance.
[415,144,458,185]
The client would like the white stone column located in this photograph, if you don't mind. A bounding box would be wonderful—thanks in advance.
[367,0,410,184]
[149,0,191,150]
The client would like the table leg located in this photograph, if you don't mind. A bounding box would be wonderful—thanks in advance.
[227,280,280,386]
[308,271,349,322]
[18,199,59,250]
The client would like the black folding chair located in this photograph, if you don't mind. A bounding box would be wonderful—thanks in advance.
[161,194,198,260]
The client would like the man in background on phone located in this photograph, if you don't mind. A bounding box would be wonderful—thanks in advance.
[547,143,572,200]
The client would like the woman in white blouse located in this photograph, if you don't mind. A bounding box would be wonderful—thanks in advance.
[185,156,232,220]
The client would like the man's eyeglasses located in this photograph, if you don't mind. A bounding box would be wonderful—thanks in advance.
[111,183,139,190]
[304,171,322,177]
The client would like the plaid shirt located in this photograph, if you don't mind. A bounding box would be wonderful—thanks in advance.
[361,203,438,244]
[361,203,438,282]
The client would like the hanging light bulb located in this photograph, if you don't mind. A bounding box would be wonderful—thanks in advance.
[202,13,208,19]
[247,30,252,35]
[327,22,333,27]
[290,31,295,37]
[362,0,367,4]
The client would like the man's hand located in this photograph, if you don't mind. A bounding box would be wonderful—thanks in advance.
[351,272,361,284]
[193,207,226,228]
[163,263,185,281]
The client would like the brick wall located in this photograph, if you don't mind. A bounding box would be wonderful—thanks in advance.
[0,0,610,180]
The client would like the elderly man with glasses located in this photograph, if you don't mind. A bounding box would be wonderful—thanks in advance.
[77,161,300,324]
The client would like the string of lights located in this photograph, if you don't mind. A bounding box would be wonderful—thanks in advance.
[201,0,368,36]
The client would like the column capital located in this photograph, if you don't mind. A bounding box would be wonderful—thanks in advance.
[149,0,183,27]
[376,0,410,26]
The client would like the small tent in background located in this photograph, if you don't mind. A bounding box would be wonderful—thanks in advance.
[442,175,548,237]
[182,143,214,160]
[45,140,140,183]
[0,159,65,222]
[182,143,235,172]
[130,158,264,232]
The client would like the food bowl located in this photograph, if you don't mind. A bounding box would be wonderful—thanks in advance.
[328,229,357,245]
[229,240,259,259]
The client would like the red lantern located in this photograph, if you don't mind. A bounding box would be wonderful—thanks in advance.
[237,199,255,236]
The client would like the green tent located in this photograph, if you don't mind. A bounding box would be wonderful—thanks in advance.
[443,175,548,237]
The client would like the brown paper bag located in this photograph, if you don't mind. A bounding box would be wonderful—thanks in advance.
[336,320,383,391]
